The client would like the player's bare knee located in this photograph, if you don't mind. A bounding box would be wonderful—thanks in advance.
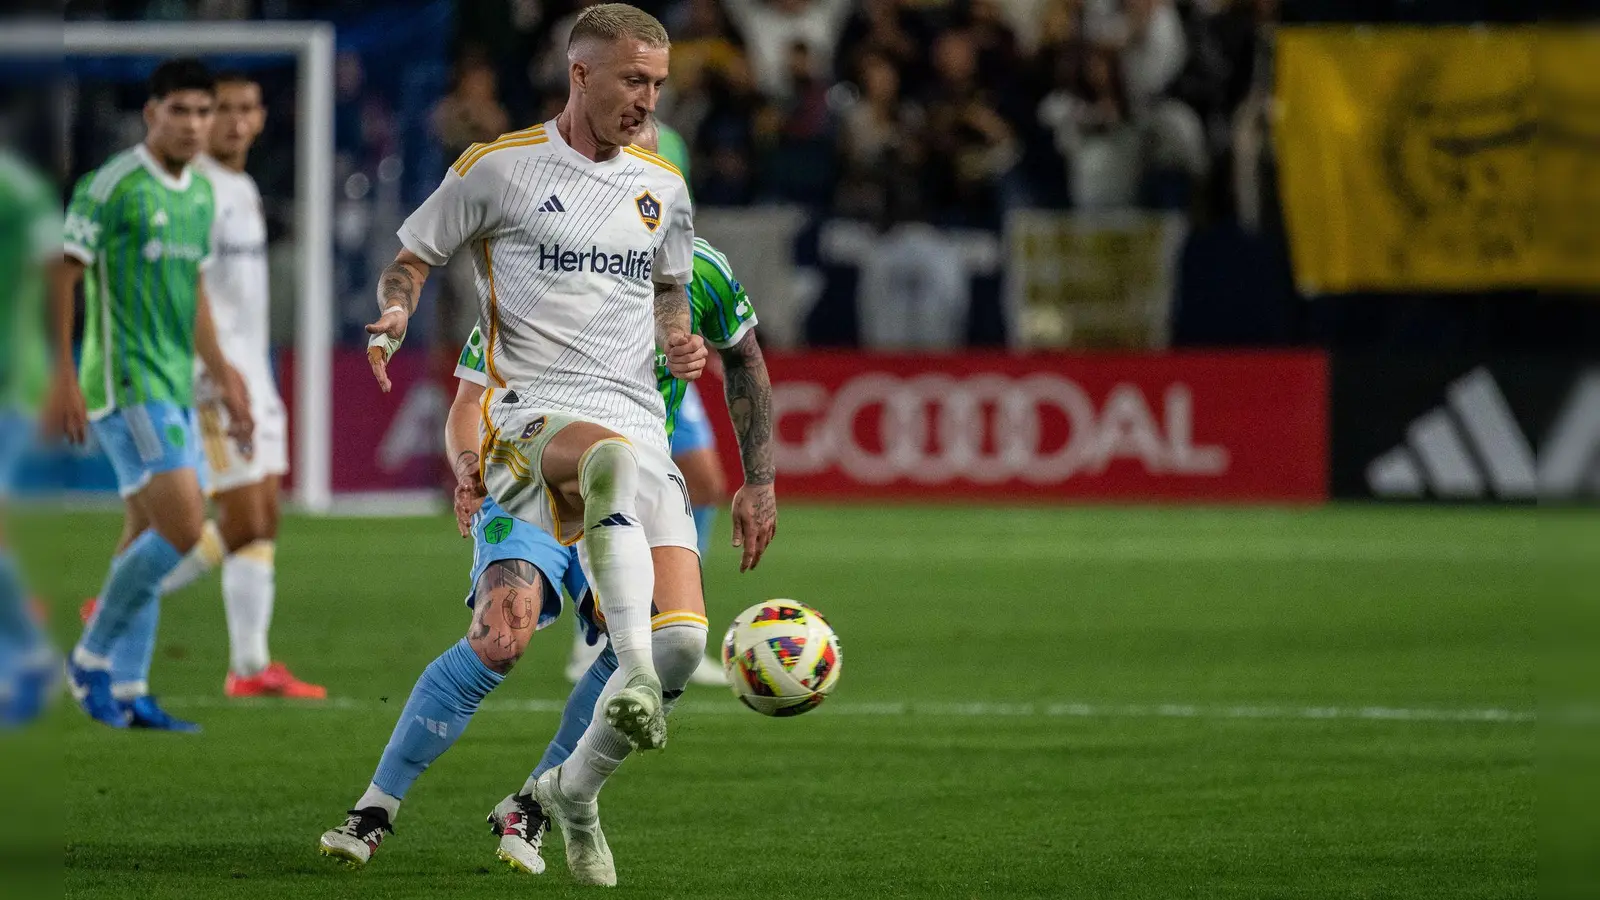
[467,559,544,674]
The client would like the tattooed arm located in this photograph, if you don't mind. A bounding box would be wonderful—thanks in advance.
[720,329,777,571]
[446,377,489,538]
[364,249,432,392]
[656,280,708,381]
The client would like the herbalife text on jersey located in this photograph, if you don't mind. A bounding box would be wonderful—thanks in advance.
[537,244,653,281]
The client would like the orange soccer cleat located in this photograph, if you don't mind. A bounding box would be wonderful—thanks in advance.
[80,597,99,624]
[225,662,328,700]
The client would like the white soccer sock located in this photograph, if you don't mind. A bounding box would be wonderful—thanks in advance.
[222,542,275,677]
[355,783,401,821]
[575,439,654,678]
[558,665,635,802]
[650,615,709,716]
[548,617,709,802]
[157,521,224,595]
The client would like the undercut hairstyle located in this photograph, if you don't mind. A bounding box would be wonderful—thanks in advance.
[213,70,261,90]
[567,3,671,59]
[149,58,216,100]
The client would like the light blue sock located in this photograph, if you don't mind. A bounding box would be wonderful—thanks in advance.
[693,505,715,559]
[109,596,160,697]
[371,638,504,799]
[0,549,47,666]
[532,642,618,779]
[79,531,181,658]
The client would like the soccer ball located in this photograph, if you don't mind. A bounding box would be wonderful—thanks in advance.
[721,599,842,717]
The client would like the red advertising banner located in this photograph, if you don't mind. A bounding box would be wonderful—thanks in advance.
[280,349,456,495]
[702,352,1329,502]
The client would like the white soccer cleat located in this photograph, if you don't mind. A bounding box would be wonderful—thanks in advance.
[531,766,616,886]
[689,652,729,687]
[604,668,666,751]
[488,792,548,875]
[317,807,392,867]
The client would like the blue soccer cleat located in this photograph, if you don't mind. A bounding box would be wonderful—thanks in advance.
[0,651,63,727]
[124,695,200,733]
[67,658,130,728]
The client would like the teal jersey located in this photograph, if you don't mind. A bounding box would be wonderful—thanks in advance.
[655,124,691,198]
[455,237,757,438]
[0,151,59,411]
[655,237,757,435]
[65,145,215,415]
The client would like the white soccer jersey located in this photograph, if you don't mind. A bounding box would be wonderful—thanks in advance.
[195,154,275,392]
[399,120,694,453]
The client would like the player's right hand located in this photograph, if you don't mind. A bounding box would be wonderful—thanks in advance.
[365,307,409,393]
[730,482,777,572]
[454,473,487,539]
[666,333,708,381]
[43,369,88,445]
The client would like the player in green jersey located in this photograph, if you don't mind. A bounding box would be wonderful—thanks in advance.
[46,59,255,729]
[0,150,64,725]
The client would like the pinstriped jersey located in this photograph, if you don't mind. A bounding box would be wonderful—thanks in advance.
[0,151,58,411]
[401,120,694,452]
[64,144,215,417]
[456,236,757,438]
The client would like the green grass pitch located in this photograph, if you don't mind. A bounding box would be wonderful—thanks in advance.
[27,504,1532,899]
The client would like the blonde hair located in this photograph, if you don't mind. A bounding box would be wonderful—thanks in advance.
[568,4,670,57]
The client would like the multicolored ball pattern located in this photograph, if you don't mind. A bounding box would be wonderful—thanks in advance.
[721,599,842,717]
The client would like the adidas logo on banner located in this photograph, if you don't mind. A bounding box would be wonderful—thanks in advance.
[1367,367,1600,500]
[537,195,566,213]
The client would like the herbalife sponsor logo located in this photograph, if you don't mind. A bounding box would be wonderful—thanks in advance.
[1366,367,1600,500]
[141,240,207,263]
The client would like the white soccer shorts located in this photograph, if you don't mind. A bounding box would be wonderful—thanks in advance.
[481,403,698,554]
[197,375,288,494]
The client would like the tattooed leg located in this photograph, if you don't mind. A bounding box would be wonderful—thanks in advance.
[467,559,544,674]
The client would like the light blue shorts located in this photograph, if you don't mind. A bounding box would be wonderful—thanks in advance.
[89,402,202,498]
[0,410,34,496]
[669,382,715,456]
[466,495,591,632]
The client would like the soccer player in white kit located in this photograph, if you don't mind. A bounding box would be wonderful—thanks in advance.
[319,5,710,885]
[78,71,322,728]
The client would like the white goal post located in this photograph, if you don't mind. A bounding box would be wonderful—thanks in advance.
[62,22,337,513]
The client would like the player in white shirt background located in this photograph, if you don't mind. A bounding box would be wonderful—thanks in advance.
[319,6,729,886]
[84,72,325,726]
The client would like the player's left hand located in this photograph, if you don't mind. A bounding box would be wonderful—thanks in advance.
[730,482,777,572]
[221,366,255,458]
[666,333,708,382]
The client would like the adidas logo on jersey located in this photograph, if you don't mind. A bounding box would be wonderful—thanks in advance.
[537,195,566,213]
[592,512,640,528]
[1366,366,1600,500]
[537,243,652,281]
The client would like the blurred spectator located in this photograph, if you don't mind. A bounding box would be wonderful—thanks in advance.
[722,0,855,100]
[965,0,1024,94]
[1037,44,1141,208]
[655,0,750,142]
[834,51,924,219]
[430,53,509,343]
[921,29,1020,225]
[835,0,930,87]
[430,53,511,162]
[857,192,970,349]
[754,42,836,202]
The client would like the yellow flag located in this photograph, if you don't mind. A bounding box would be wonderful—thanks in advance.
[1274,27,1598,292]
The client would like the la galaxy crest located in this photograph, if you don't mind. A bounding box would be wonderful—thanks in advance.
[634,190,661,232]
